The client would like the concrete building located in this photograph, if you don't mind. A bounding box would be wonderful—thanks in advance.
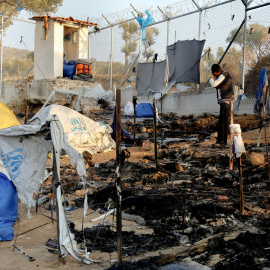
[30,16,97,80]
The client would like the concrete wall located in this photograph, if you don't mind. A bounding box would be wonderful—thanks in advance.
[123,86,255,117]
[34,21,64,80]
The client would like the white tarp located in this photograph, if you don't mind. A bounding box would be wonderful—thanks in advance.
[0,133,52,206]
[0,105,115,264]
[30,105,116,154]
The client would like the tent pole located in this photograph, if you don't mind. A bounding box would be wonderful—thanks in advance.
[115,88,122,269]
[53,149,65,264]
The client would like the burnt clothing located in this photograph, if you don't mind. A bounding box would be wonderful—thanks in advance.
[217,102,230,144]
[209,71,233,99]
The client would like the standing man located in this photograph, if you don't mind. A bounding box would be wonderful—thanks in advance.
[209,64,233,145]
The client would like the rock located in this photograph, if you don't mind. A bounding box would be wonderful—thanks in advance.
[190,167,201,176]
[157,254,176,267]
[245,152,265,166]
[75,189,85,197]
[141,127,147,133]
[210,132,218,140]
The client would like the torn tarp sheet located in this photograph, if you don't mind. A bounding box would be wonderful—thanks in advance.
[167,39,205,84]
[136,60,166,96]
[30,105,116,154]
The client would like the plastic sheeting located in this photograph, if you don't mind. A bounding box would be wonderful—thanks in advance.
[124,101,134,116]
[30,105,116,154]
[230,124,245,158]
[167,39,205,84]
[0,134,52,206]
[136,10,154,42]
[136,60,166,96]
[254,68,269,114]
[0,172,18,241]
[136,103,153,118]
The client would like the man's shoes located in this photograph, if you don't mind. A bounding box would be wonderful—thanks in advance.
[212,141,227,148]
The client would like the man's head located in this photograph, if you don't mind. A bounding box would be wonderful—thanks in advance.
[211,64,222,77]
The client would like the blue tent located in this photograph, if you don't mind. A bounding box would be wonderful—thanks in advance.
[0,172,18,241]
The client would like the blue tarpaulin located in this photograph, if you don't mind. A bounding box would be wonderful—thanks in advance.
[136,10,154,42]
[63,60,76,79]
[0,172,18,241]
[136,103,153,118]
[254,68,269,114]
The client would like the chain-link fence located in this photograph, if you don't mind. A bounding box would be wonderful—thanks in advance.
[89,0,270,99]
[2,0,270,100]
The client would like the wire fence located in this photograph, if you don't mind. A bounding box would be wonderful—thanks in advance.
[2,0,270,100]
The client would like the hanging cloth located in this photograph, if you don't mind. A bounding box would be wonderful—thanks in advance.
[254,68,269,114]
[167,39,205,84]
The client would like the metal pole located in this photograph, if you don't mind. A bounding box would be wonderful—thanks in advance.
[133,96,137,145]
[241,7,247,90]
[115,89,122,269]
[153,99,158,167]
[88,33,91,62]
[198,10,202,41]
[24,106,29,124]
[229,99,234,170]
[110,26,113,90]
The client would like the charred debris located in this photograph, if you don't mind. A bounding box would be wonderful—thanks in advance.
[40,110,270,269]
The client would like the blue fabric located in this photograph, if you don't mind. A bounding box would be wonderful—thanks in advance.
[254,68,269,114]
[136,103,153,118]
[111,108,130,138]
[63,60,76,79]
[0,172,18,241]
[136,10,154,42]
[17,0,23,11]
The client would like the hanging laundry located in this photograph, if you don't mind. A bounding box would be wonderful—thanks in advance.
[136,60,166,96]
[167,39,205,84]
[136,10,155,42]
[254,68,269,114]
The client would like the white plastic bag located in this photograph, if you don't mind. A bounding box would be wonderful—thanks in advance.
[124,101,134,116]
[230,124,246,158]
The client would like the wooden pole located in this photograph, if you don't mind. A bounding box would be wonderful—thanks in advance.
[52,149,65,264]
[153,99,158,167]
[239,156,244,214]
[229,98,234,170]
[115,89,122,269]
[133,96,137,146]
[24,105,29,124]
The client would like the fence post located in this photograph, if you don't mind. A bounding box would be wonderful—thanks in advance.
[241,6,247,90]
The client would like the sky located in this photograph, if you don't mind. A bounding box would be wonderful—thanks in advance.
[57,0,182,20]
